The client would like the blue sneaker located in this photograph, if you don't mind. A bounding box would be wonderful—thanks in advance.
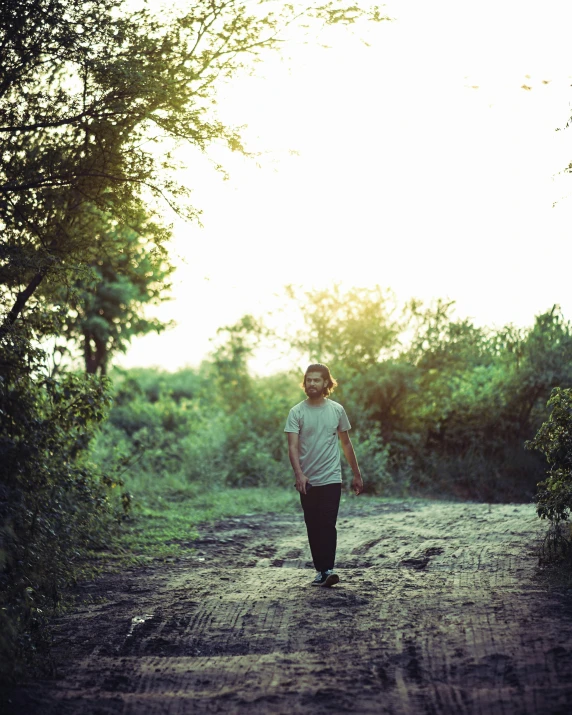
[322,569,340,587]
[311,570,340,587]
[311,571,324,586]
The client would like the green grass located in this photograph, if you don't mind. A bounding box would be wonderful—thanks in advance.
[97,486,300,566]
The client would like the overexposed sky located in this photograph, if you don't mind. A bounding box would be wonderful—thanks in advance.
[118,0,572,374]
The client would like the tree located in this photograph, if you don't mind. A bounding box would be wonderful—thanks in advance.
[210,314,267,408]
[60,209,175,375]
[1,0,387,341]
[287,284,403,371]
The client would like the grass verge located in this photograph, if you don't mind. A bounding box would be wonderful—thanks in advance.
[94,485,300,567]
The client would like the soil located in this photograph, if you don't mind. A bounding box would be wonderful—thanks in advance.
[5,498,572,715]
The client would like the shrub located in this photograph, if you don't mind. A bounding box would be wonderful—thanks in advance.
[0,336,122,680]
[526,387,572,524]
[341,430,395,495]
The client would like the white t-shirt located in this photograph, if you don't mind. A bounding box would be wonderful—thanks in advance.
[284,399,351,486]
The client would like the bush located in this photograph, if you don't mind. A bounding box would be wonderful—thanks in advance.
[526,387,572,524]
[91,398,230,493]
[90,369,293,495]
[342,430,395,495]
[0,334,122,680]
[224,436,287,487]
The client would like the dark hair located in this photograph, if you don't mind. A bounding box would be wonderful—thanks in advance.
[302,363,338,396]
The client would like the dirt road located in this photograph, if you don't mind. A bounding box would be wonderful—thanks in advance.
[6,498,572,714]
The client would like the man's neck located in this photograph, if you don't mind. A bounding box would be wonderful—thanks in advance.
[306,395,326,407]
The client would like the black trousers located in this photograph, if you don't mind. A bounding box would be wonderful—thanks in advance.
[300,483,342,573]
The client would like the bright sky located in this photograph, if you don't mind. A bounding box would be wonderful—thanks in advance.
[118,0,572,375]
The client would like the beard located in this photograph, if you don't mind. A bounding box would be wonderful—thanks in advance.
[305,385,323,398]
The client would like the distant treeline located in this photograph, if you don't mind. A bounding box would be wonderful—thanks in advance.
[95,288,572,507]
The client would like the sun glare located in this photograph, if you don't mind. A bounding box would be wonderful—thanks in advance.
[118,0,572,374]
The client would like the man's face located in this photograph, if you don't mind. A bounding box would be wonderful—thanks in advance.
[304,371,327,398]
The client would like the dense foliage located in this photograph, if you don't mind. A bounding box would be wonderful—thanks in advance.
[0,331,121,679]
[88,294,572,510]
[525,388,572,563]
[527,388,572,524]
[274,288,572,501]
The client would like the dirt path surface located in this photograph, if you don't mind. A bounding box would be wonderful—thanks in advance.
[6,499,572,714]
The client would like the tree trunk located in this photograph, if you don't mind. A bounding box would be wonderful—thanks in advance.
[84,332,107,376]
[0,268,47,340]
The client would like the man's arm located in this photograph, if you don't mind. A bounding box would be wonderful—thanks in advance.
[287,432,310,495]
[339,431,364,495]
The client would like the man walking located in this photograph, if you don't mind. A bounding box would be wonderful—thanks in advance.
[285,363,363,587]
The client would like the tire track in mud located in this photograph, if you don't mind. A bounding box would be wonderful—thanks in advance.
[6,501,572,714]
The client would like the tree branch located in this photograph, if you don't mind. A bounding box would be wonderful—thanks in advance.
[0,267,48,339]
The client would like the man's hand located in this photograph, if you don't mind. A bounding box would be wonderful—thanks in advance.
[352,473,364,496]
[295,473,310,495]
